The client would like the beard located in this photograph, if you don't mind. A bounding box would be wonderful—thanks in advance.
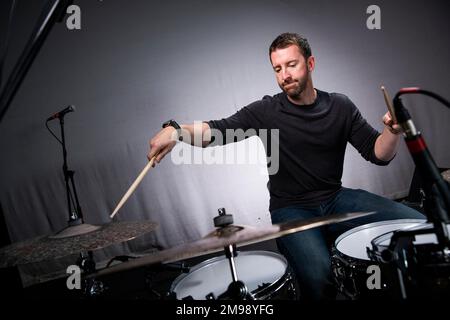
[280,71,309,98]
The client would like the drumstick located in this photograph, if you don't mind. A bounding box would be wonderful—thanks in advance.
[381,85,397,123]
[110,156,156,219]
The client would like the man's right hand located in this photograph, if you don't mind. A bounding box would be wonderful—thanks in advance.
[147,126,179,166]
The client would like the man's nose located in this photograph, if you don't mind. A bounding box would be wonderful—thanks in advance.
[281,69,291,81]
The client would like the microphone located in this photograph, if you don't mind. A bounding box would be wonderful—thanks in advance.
[46,105,76,121]
[393,88,450,224]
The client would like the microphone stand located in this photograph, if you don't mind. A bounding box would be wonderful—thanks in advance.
[0,0,74,123]
[394,89,450,246]
[48,114,101,239]
[390,88,450,299]
[58,115,83,225]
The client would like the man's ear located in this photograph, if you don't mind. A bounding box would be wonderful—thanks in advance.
[307,56,315,72]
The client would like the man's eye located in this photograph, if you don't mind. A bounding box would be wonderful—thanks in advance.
[289,63,297,67]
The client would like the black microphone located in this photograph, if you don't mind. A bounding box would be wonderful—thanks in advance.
[46,105,75,121]
[394,88,450,224]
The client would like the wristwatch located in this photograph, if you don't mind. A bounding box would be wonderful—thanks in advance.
[162,119,183,141]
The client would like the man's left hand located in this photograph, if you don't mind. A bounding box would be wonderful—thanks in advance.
[382,112,402,134]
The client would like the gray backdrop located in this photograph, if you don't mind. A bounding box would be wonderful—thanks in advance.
[1,0,449,253]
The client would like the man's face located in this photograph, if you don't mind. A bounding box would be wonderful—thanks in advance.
[270,45,314,98]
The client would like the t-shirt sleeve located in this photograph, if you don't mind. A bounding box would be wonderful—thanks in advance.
[347,98,392,166]
[206,98,268,145]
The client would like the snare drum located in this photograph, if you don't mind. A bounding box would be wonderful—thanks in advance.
[170,250,298,300]
[331,219,426,299]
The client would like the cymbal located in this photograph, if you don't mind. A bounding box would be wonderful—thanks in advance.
[0,220,158,268]
[91,211,375,278]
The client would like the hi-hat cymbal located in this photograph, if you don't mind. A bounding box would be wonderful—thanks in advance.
[0,220,158,268]
[92,211,375,278]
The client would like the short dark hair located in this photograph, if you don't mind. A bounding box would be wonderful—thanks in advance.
[269,33,312,60]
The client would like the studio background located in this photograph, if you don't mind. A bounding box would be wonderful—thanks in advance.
[0,0,449,261]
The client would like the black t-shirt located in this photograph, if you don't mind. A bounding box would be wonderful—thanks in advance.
[207,89,389,211]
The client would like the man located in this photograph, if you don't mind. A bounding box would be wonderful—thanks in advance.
[147,33,424,300]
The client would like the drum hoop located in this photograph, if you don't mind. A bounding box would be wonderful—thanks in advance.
[253,268,295,300]
[331,245,371,266]
[334,219,426,246]
[371,222,433,248]
[170,250,288,295]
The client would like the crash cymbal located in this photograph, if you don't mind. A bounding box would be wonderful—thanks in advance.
[92,211,375,278]
[0,220,158,268]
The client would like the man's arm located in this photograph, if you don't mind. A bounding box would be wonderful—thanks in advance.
[147,122,211,166]
[147,99,267,166]
[374,112,402,162]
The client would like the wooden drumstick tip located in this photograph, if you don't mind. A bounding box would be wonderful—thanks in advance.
[380,85,397,123]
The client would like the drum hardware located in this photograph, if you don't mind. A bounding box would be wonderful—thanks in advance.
[72,250,107,298]
[213,209,254,300]
[175,208,256,300]
[331,219,426,300]
[215,244,255,300]
[72,210,372,300]
[77,250,96,274]
[370,223,450,299]
[168,207,296,300]
[333,219,450,300]
[143,262,191,300]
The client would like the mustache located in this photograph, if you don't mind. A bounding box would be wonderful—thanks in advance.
[282,80,297,86]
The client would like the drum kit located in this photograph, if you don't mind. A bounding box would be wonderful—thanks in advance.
[1,204,449,300]
[0,207,374,299]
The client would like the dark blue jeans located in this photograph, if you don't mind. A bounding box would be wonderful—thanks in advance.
[270,188,425,300]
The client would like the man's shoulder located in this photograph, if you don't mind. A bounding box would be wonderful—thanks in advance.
[328,91,351,103]
[261,92,284,103]
[245,92,283,110]
[326,91,358,111]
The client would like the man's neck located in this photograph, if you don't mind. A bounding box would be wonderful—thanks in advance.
[287,84,317,105]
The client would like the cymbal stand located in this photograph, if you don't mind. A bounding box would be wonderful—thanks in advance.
[217,244,255,300]
[214,208,255,300]
[78,251,105,297]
